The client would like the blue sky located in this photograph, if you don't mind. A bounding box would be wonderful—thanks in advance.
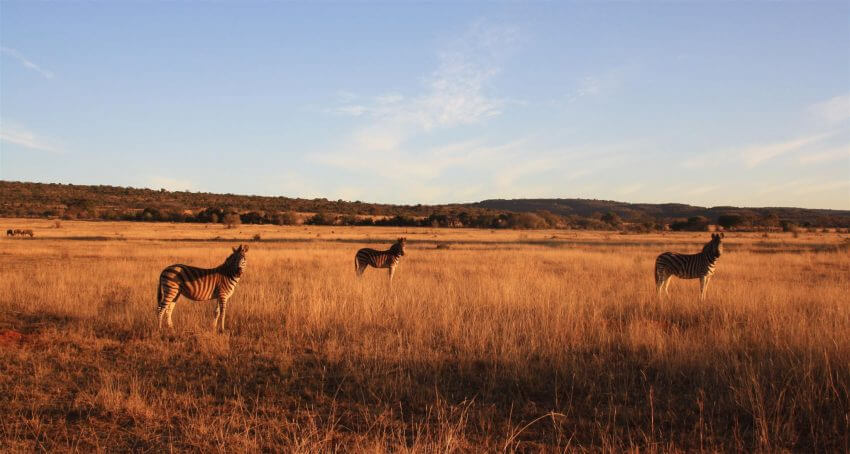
[1,2,848,209]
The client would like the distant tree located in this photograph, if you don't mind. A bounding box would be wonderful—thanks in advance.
[240,211,266,224]
[306,212,337,225]
[759,212,781,229]
[274,211,299,225]
[671,216,710,231]
[780,220,798,233]
[537,210,565,228]
[223,213,241,229]
[601,211,623,228]
[717,214,746,229]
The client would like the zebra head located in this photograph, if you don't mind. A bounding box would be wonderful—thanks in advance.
[228,244,249,275]
[392,237,407,256]
[705,233,724,257]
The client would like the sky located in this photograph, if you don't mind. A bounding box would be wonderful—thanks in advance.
[1,2,848,209]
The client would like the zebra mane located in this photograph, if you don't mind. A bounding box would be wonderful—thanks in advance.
[702,233,722,257]
[389,238,405,255]
[223,245,247,275]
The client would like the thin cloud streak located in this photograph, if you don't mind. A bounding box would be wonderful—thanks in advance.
[798,146,850,164]
[329,20,517,131]
[740,133,829,168]
[0,122,62,153]
[1,46,54,79]
[809,93,850,125]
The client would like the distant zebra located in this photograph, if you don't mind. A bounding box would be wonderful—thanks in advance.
[6,229,12,236]
[355,238,406,282]
[20,229,33,238]
[157,245,248,332]
[655,233,724,300]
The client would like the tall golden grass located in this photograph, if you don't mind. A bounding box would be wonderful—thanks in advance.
[1,219,848,451]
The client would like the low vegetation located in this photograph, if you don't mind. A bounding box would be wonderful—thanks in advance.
[3,180,850,230]
[1,219,848,451]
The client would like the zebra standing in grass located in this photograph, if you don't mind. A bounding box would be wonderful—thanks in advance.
[157,245,248,332]
[655,233,723,300]
[355,237,406,282]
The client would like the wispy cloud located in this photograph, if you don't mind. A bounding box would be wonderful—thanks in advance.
[686,184,720,196]
[809,93,850,125]
[739,133,829,168]
[329,20,518,131]
[794,180,850,195]
[312,20,523,202]
[798,145,850,164]
[0,46,54,79]
[563,64,633,104]
[0,122,62,153]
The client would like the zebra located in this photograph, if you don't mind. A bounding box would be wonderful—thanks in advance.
[355,237,406,282]
[6,229,12,236]
[157,245,248,332]
[655,233,724,300]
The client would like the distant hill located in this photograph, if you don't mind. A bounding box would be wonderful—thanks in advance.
[2,180,849,230]
[475,198,850,225]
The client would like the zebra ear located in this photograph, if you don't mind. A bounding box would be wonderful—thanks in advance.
[233,246,238,252]
[242,245,249,252]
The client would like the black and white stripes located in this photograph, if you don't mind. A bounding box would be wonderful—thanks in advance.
[157,245,248,331]
[655,233,723,300]
[355,237,406,282]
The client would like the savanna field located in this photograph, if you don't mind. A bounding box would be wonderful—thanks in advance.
[1,219,848,452]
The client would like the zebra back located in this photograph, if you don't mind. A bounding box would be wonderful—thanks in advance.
[655,233,723,280]
[159,245,248,302]
[355,237,406,269]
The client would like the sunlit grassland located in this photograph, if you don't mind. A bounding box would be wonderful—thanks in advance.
[1,219,848,451]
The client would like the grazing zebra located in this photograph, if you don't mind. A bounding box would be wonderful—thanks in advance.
[157,245,248,332]
[655,233,724,300]
[355,237,406,282]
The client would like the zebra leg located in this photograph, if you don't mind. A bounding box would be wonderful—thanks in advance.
[157,288,176,329]
[388,266,396,284]
[217,298,229,333]
[165,302,176,328]
[699,276,710,301]
[656,273,669,299]
[213,303,221,331]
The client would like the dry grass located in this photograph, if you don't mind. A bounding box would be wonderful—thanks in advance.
[1,219,848,452]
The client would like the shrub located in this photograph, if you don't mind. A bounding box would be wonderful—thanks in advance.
[223,213,241,229]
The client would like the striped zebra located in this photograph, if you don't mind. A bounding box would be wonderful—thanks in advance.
[157,245,248,332]
[355,237,406,282]
[655,233,723,300]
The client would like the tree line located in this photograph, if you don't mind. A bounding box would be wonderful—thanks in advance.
[2,181,849,231]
